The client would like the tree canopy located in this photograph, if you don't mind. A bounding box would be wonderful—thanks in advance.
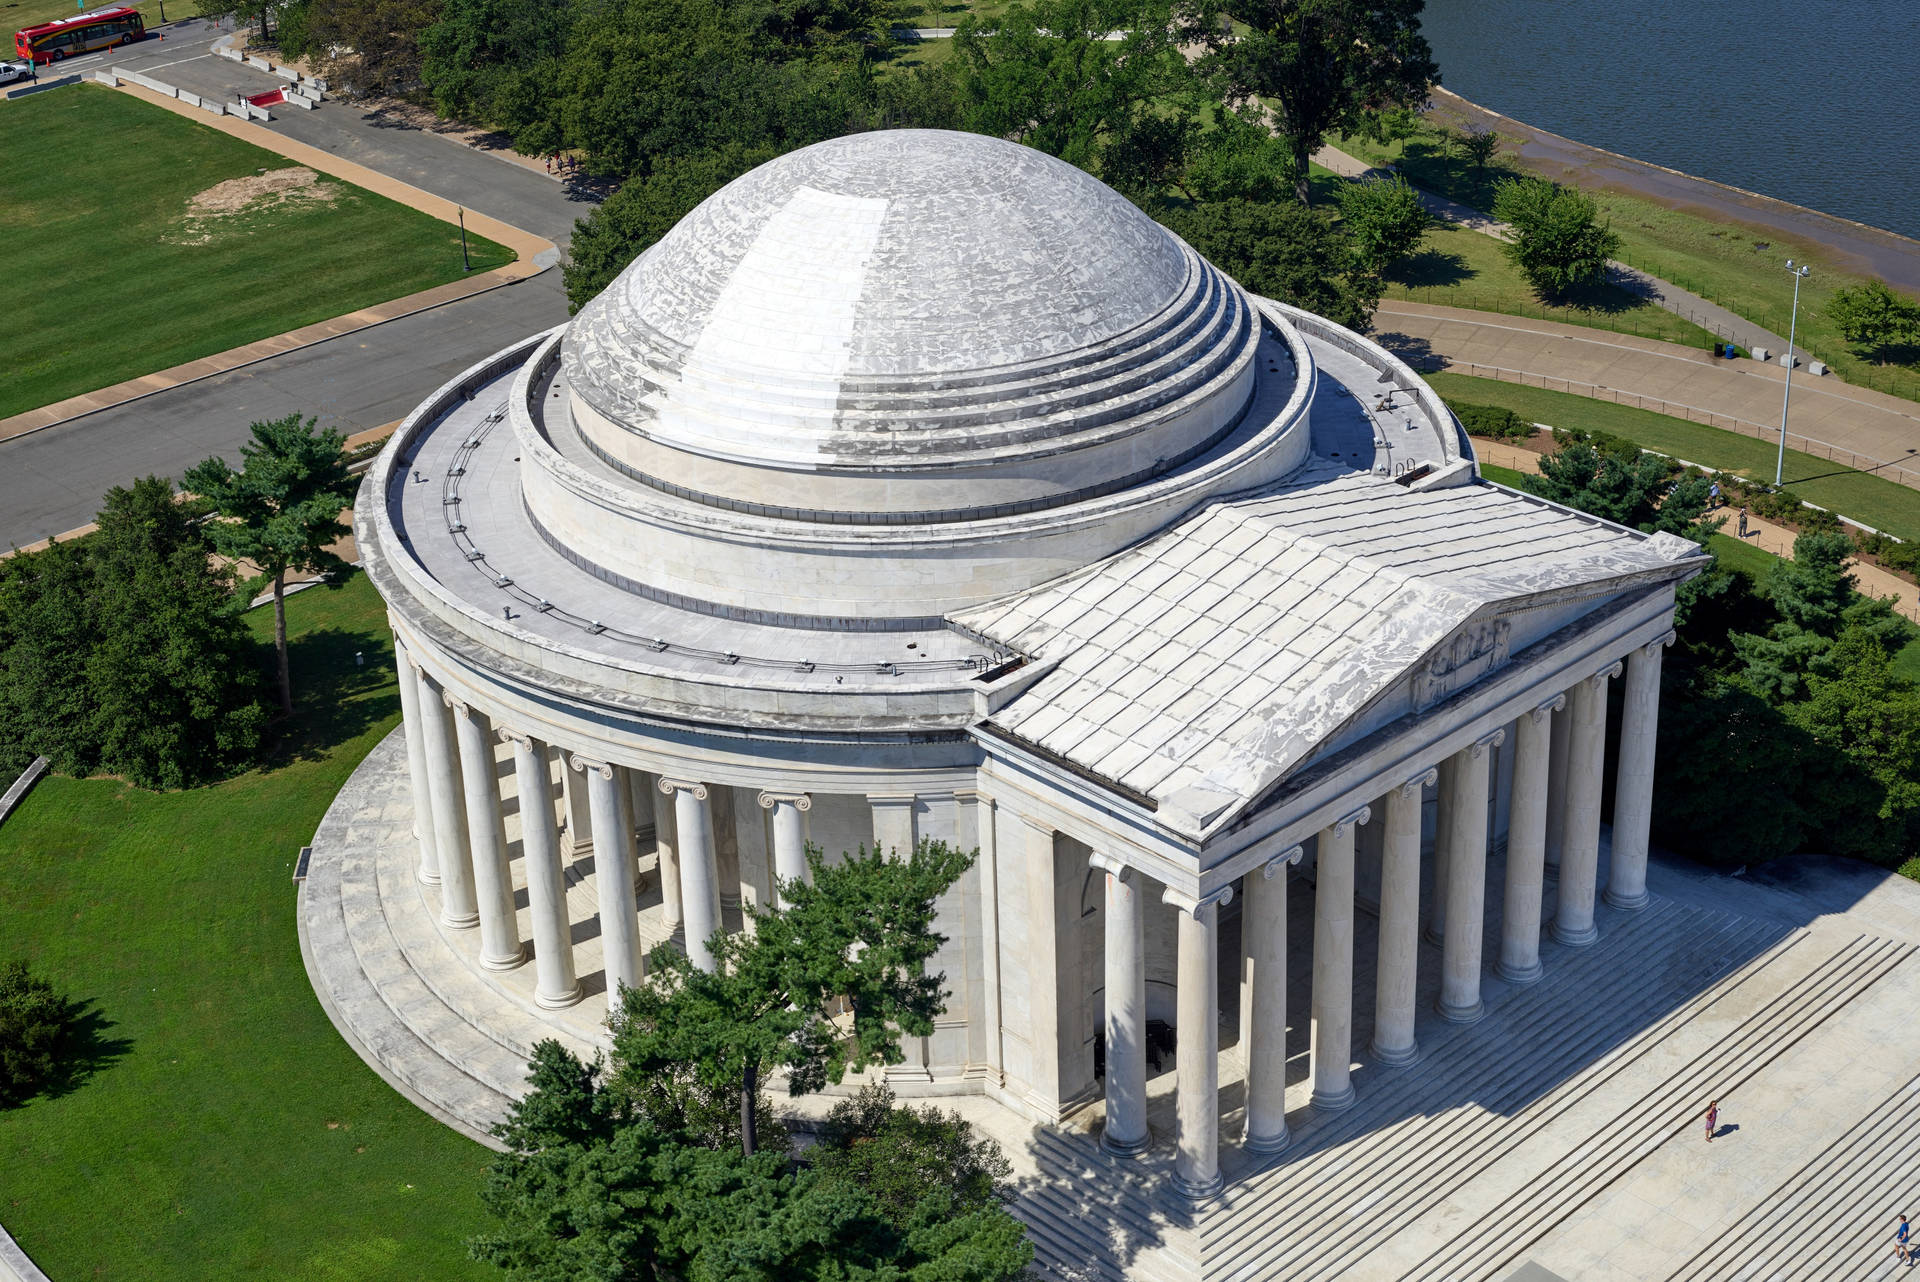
[1825,280,1920,363]
[1491,176,1621,300]
[1159,198,1383,331]
[1334,173,1431,275]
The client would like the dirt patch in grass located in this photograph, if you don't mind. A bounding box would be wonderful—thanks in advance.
[187,166,337,215]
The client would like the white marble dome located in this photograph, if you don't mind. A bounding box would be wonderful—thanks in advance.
[559,129,1266,519]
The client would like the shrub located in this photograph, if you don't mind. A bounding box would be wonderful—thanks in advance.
[1491,176,1621,300]
[0,960,69,1105]
[1447,399,1535,443]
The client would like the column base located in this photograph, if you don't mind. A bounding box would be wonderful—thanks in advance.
[536,984,584,1009]
[1551,919,1599,948]
[1437,995,1484,1024]
[1101,1126,1152,1158]
[1604,886,1651,912]
[482,948,527,972]
[417,868,441,887]
[1242,1125,1291,1157]
[1370,1038,1420,1067]
[440,909,480,929]
[1171,1169,1224,1203]
[1496,958,1544,986]
[1310,1083,1356,1113]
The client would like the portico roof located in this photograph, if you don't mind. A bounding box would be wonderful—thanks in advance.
[949,461,1706,839]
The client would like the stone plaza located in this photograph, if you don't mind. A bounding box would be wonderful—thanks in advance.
[302,130,1920,1280]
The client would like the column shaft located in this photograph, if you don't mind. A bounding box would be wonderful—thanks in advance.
[1545,699,1571,875]
[583,762,642,997]
[415,677,477,928]
[1100,865,1149,1156]
[1242,856,1292,1153]
[1500,702,1556,984]
[1172,898,1223,1200]
[1554,668,1615,946]
[973,794,1005,1083]
[394,653,440,885]
[1311,817,1361,1112]
[1425,756,1455,946]
[670,782,722,972]
[1373,776,1428,1065]
[656,783,682,931]
[510,736,579,1006]
[454,704,523,969]
[760,793,812,909]
[1439,737,1497,1022]
[1606,642,1666,911]
[561,756,593,855]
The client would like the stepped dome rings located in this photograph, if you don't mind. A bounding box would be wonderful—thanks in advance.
[558,130,1266,522]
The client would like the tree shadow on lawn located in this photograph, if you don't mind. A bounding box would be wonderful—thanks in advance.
[257,619,399,769]
[2,998,133,1110]
[1390,248,1472,288]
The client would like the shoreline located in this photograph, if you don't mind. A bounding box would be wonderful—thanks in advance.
[1426,86,1920,295]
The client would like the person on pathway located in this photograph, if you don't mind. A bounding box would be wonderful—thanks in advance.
[1898,1214,1911,1264]
[1703,1099,1718,1142]
[1737,506,1750,539]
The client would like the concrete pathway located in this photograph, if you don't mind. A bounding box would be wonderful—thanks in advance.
[1376,300,1920,490]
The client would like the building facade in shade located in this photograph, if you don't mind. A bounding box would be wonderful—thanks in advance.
[350,129,1704,1201]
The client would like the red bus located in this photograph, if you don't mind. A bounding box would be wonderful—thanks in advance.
[14,6,145,64]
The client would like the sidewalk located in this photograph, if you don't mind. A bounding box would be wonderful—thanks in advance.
[1475,439,1920,622]
[0,81,557,446]
[1377,300,1920,490]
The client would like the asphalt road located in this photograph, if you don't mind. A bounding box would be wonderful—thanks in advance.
[0,44,592,549]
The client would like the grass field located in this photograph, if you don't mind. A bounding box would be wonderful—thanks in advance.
[0,85,513,420]
[1331,122,1920,407]
[0,570,497,1282]
[1428,372,1920,543]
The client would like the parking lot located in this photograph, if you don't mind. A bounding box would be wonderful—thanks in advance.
[6,17,299,110]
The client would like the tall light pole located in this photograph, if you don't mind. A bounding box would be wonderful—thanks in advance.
[1775,259,1811,486]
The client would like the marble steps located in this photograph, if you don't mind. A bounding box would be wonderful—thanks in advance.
[1012,1127,1201,1282]
[1664,1066,1920,1281]
[1204,904,1793,1280]
[1400,934,1917,1282]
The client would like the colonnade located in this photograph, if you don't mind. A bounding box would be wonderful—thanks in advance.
[392,648,826,1005]
[1089,637,1671,1200]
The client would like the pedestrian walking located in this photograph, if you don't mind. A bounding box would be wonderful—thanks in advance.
[1737,506,1749,538]
[1898,1214,1911,1263]
[1708,481,1722,509]
[1703,1099,1718,1142]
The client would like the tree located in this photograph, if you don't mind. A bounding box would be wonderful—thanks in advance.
[305,0,444,93]
[420,0,573,130]
[1734,530,1907,702]
[0,536,101,778]
[611,840,973,1160]
[1786,626,1920,860]
[1159,198,1383,331]
[564,146,777,311]
[1195,0,1438,205]
[1825,280,1920,363]
[1459,125,1500,172]
[1521,440,1716,539]
[186,416,356,718]
[1335,173,1430,274]
[84,478,270,788]
[1491,176,1621,300]
[0,960,70,1106]
[809,1083,1014,1222]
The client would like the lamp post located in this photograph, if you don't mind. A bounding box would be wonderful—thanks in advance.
[1774,259,1811,486]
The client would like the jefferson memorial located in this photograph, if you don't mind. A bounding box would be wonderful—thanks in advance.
[317,130,1705,1212]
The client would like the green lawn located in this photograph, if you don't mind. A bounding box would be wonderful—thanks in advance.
[1332,122,1920,408]
[0,570,497,1282]
[1429,372,1920,543]
[0,85,513,420]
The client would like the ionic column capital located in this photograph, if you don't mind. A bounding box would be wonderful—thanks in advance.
[658,777,709,801]
[1088,851,1133,882]
[567,753,614,780]
[1261,845,1305,879]
[1331,804,1372,838]
[1528,693,1567,723]
[442,692,472,717]
[1396,767,1439,800]
[757,790,812,812]
[1467,727,1507,759]
[1583,661,1625,692]
[494,725,537,750]
[1640,630,1677,657]
[1163,884,1234,919]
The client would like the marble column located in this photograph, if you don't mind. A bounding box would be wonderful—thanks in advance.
[1554,663,1621,947]
[1092,852,1149,1157]
[1544,697,1571,877]
[452,702,523,970]
[758,791,812,909]
[575,757,642,997]
[1499,696,1562,985]
[1606,635,1672,912]
[1425,756,1456,947]
[394,651,441,886]
[870,793,916,857]
[1311,806,1370,1112]
[712,784,742,911]
[561,755,593,857]
[506,731,580,1007]
[1166,885,1232,1201]
[663,779,722,971]
[655,780,682,933]
[414,675,477,928]
[1373,768,1436,1066]
[1244,844,1304,1155]
[1439,730,1504,1023]
[965,791,1005,1085]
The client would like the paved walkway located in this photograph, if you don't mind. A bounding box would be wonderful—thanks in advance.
[1376,300,1920,490]
[0,81,557,447]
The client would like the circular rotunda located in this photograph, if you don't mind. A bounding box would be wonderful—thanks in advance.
[315,128,1702,1216]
